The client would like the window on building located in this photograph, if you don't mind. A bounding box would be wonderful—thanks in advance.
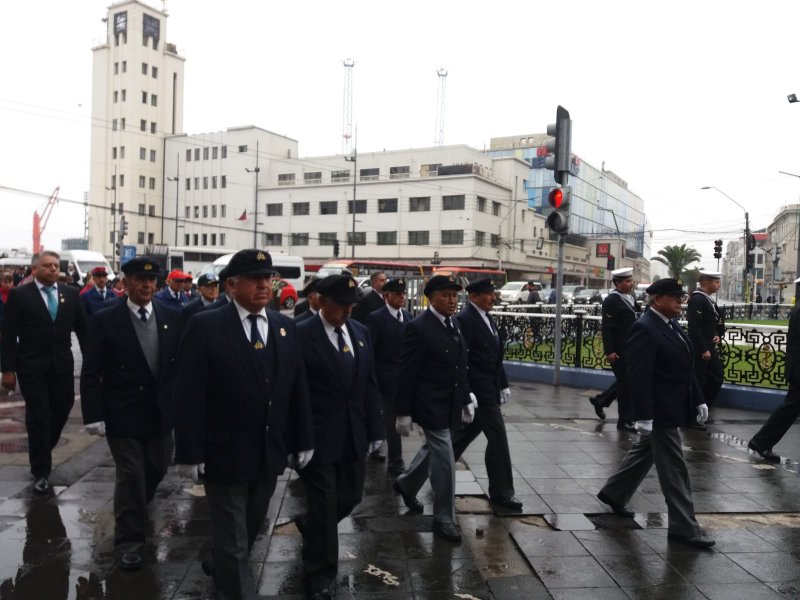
[110,201,116,215]
[120,117,126,130]
[142,62,148,75]
[141,91,147,104]
[220,233,226,245]
[121,89,126,101]
[203,147,209,160]
[212,205,217,218]
[348,200,367,214]
[389,166,410,179]
[138,203,145,215]
[202,234,208,245]
[137,232,145,244]
[221,175,226,188]
[265,233,282,245]
[302,172,322,185]
[152,66,158,78]
[319,232,337,245]
[442,194,465,210]
[112,118,118,131]
[139,147,146,160]
[221,146,227,159]
[112,147,117,159]
[331,169,350,182]
[475,231,485,246]
[203,206,208,218]
[441,230,464,245]
[421,163,440,176]
[184,234,189,245]
[150,149,156,162]
[119,175,125,187]
[267,203,283,216]
[194,148,200,161]
[291,233,309,246]
[186,149,192,161]
[193,234,199,245]
[319,201,338,215]
[490,234,500,248]
[113,91,118,103]
[147,232,154,244]
[138,176,146,189]
[492,201,501,216]
[520,239,525,252]
[119,146,125,158]
[148,205,156,217]
[378,198,398,213]
[185,206,190,218]
[409,197,431,212]
[408,231,429,245]
[185,178,190,191]
[140,119,146,132]
[212,146,218,159]
[377,231,397,245]
[211,233,217,245]
[150,94,157,107]
[150,122,156,134]
[477,196,487,212]
[238,145,247,153]
[278,173,296,186]
[194,177,199,190]
[359,167,379,181]
[122,61,127,72]
[110,231,116,243]
[212,176,217,189]
[347,232,367,245]
[292,202,310,216]
[203,177,208,189]
[114,62,119,75]
[194,206,199,218]
[149,177,156,190]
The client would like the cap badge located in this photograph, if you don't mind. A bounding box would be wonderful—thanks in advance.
[256,252,266,261]
[348,279,355,288]
[398,279,404,285]
[279,327,286,337]
[448,276,455,283]
[254,341,264,350]
[144,263,153,271]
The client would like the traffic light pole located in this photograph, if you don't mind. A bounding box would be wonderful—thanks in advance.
[744,211,750,303]
[553,229,565,386]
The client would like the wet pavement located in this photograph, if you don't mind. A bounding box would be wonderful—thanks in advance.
[1,377,799,599]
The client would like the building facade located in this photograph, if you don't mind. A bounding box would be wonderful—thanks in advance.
[765,204,800,302]
[88,0,185,258]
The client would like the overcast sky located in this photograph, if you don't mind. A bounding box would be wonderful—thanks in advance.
[3,0,800,273]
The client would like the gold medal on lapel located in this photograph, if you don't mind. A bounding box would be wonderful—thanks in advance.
[280,328,286,337]
[254,341,264,350]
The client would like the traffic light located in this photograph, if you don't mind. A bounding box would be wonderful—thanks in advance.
[746,252,754,271]
[713,239,722,259]
[746,234,756,271]
[545,186,571,234]
[119,216,129,240]
[544,105,572,185]
[115,243,121,256]
[607,255,615,271]
[431,251,441,265]
[333,239,340,258]
[775,246,781,264]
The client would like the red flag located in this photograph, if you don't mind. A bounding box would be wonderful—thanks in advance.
[237,210,247,221]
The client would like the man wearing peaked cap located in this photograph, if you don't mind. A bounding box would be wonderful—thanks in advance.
[82,265,118,317]
[597,277,714,549]
[294,273,382,598]
[366,278,414,476]
[80,255,182,570]
[591,267,641,432]
[154,268,191,309]
[687,270,725,427]
[181,273,220,325]
[393,273,475,543]
[174,248,313,597]
[294,277,321,321]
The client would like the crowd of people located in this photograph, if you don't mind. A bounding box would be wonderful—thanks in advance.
[1,250,799,600]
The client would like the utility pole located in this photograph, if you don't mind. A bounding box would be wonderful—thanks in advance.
[167,156,180,245]
[106,165,118,272]
[344,143,357,258]
[245,140,260,247]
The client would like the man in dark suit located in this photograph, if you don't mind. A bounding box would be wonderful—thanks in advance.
[80,266,119,317]
[597,279,714,549]
[350,271,387,323]
[174,249,314,600]
[294,277,321,321]
[452,278,521,510]
[393,275,475,543]
[154,269,191,308]
[1,251,88,494]
[366,278,414,476]
[295,274,383,599]
[181,273,219,324]
[749,286,800,462]
[591,268,641,432]
[80,257,181,571]
[687,270,725,426]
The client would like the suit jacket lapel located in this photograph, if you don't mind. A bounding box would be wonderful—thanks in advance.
[310,315,346,390]
[220,302,265,391]
[28,282,53,322]
[467,304,497,347]
[114,301,154,378]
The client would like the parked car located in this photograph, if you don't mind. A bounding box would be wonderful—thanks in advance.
[499,281,543,304]
[274,279,298,309]
[573,288,605,305]
[561,285,586,303]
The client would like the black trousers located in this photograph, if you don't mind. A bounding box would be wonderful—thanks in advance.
[107,434,173,551]
[611,360,634,422]
[298,454,365,590]
[751,383,800,451]
[451,402,515,499]
[380,392,403,469]
[204,476,278,600]
[694,348,724,406]
[17,371,74,479]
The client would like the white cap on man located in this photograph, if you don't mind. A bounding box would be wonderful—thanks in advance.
[611,268,633,279]
[699,270,722,279]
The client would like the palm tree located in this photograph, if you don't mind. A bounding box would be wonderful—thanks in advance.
[651,244,701,279]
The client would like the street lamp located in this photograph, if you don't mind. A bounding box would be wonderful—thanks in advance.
[105,165,118,272]
[700,186,750,302]
[167,170,180,246]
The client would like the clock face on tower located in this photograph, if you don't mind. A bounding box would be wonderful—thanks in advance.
[114,11,127,33]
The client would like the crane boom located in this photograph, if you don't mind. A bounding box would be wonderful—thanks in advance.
[32,186,59,254]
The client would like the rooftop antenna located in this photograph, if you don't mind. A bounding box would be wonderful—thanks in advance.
[342,59,355,155]
[434,67,448,146]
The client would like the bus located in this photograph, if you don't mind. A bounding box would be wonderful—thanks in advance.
[199,252,305,290]
[431,266,507,289]
[317,259,424,279]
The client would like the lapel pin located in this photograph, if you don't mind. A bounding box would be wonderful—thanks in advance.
[280,327,286,337]
[163,324,168,329]
[254,341,264,349]
[358,340,364,347]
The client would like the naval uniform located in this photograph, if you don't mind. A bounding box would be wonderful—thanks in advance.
[687,290,725,406]
[600,290,641,421]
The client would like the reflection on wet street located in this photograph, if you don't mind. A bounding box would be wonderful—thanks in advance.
[1,380,800,598]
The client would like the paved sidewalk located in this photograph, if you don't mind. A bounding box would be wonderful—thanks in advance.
[0,379,799,599]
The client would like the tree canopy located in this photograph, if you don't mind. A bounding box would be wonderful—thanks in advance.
[651,244,702,279]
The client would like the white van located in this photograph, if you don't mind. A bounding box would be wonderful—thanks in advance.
[58,250,114,283]
[199,253,305,290]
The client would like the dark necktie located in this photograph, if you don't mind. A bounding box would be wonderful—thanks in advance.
[444,316,456,336]
[248,314,266,350]
[138,306,148,323]
[488,314,499,337]
[397,311,403,323]
[670,320,689,351]
[335,326,355,370]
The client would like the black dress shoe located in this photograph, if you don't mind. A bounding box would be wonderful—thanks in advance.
[589,396,606,420]
[393,480,423,512]
[433,521,462,543]
[667,533,715,548]
[306,579,336,600]
[616,421,637,433]
[369,449,386,462]
[597,491,634,518]
[748,441,781,463]
[387,462,406,477]
[200,555,215,577]
[490,495,523,510]
[119,551,142,570]
[33,477,49,495]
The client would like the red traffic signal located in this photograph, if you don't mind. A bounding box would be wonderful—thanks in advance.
[545,186,571,234]
[548,188,564,209]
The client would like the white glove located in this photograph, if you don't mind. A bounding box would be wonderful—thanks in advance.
[396,416,413,437]
[462,401,475,425]
[287,449,314,470]
[469,392,478,408]
[84,421,106,437]
[177,463,205,482]
[635,420,653,437]
[696,403,709,425]
[368,440,383,454]
[500,388,511,405]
